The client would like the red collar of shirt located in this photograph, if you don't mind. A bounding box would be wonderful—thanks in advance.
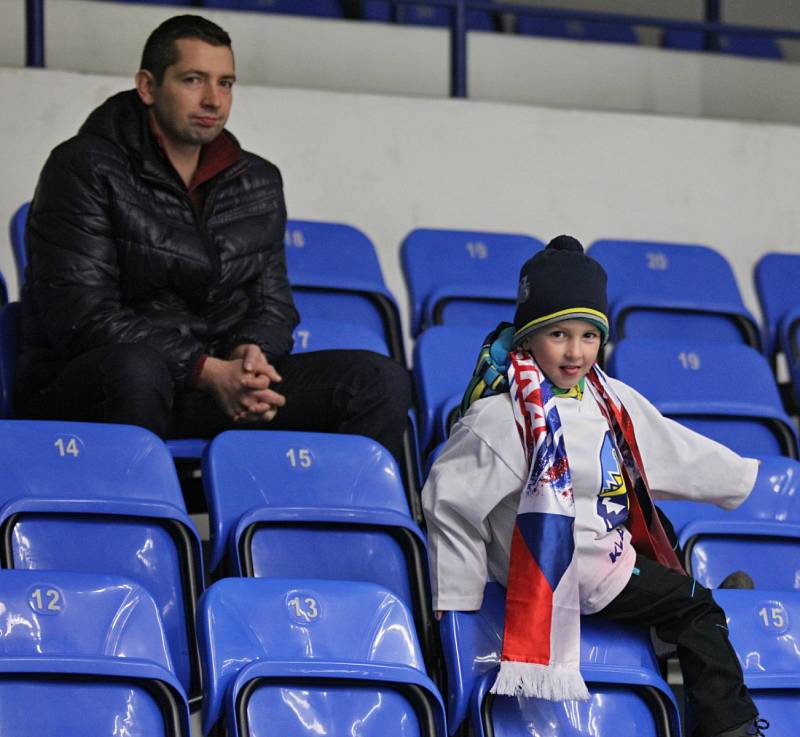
[148,111,241,193]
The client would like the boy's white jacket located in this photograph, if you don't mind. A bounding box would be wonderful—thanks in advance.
[422,377,759,614]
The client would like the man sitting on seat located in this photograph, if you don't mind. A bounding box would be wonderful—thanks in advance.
[15,14,410,462]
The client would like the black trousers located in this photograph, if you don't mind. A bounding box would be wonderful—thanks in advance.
[16,344,412,464]
[594,553,757,737]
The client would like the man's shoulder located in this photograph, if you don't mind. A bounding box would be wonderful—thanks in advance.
[237,148,283,186]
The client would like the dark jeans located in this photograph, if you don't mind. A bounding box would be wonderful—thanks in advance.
[594,553,757,737]
[16,344,412,464]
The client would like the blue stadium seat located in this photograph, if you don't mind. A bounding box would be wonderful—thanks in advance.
[0,302,19,419]
[401,228,542,336]
[0,420,205,703]
[608,338,797,458]
[517,16,638,44]
[711,589,800,737]
[662,29,782,60]
[656,456,800,590]
[440,581,680,736]
[110,0,191,4]
[201,0,343,16]
[9,202,29,288]
[754,252,800,363]
[363,2,496,30]
[202,429,435,665]
[589,239,761,348]
[413,326,490,455]
[291,317,389,355]
[198,577,446,737]
[284,218,405,362]
[0,568,191,737]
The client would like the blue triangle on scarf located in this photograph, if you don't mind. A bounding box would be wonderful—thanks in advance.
[516,511,575,592]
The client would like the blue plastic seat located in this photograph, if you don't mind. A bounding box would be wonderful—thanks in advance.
[0,420,205,703]
[589,239,761,348]
[754,252,800,365]
[710,589,800,736]
[284,218,405,362]
[0,568,191,736]
[662,29,782,60]
[608,338,797,458]
[440,581,681,736]
[0,302,19,419]
[201,0,343,16]
[9,202,29,289]
[363,2,496,30]
[202,429,434,664]
[198,577,446,736]
[401,228,542,336]
[656,456,800,590]
[291,316,390,355]
[517,16,638,44]
[413,326,491,455]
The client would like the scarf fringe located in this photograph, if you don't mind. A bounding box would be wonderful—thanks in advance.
[490,661,590,701]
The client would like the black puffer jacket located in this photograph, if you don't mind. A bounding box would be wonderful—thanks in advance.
[17,90,298,398]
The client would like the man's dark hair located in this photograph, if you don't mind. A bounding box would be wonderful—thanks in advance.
[140,15,232,84]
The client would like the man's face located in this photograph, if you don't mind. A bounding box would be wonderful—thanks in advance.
[138,38,235,149]
[520,319,602,389]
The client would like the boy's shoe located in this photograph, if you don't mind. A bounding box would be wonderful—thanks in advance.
[711,717,769,737]
[718,570,755,589]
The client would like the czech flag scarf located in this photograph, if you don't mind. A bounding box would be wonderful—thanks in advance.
[490,349,683,700]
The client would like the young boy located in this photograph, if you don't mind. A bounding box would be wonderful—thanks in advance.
[422,235,768,737]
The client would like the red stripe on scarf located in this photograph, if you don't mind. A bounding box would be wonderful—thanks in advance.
[587,371,685,574]
[503,526,554,664]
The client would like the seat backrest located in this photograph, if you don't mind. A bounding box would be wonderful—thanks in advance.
[284,218,387,291]
[0,420,204,700]
[608,338,797,457]
[198,577,444,736]
[200,0,343,16]
[363,2,495,30]
[0,302,20,418]
[0,568,172,667]
[0,568,191,737]
[662,29,782,59]
[284,218,404,360]
[589,239,760,347]
[441,582,677,734]
[517,16,637,44]
[291,317,389,356]
[714,589,800,677]
[202,429,411,571]
[401,228,542,335]
[412,326,490,453]
[754,252,800,360]
[8,202,29,288]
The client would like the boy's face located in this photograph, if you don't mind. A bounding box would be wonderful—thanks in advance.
[520,319,601,389]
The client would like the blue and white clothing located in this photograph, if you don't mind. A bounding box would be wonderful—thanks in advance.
[423,377,758,614]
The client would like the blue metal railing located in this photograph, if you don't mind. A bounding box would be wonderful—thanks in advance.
[24,0,800,96]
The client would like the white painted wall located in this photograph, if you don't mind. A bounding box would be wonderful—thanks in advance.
[2,66,800,347]
[12,0,798,127]
[0,0,26,67]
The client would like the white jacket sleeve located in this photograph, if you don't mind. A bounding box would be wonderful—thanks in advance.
[610,378,759,509]
[422,399,525,611]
